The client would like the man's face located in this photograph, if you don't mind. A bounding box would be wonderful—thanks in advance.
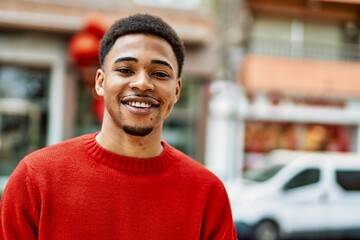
[95,34,181,137]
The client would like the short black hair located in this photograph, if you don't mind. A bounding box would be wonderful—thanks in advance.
[100,13,185,78]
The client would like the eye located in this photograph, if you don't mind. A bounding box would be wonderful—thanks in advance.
[116,68,134,75]
[152,71,170,79]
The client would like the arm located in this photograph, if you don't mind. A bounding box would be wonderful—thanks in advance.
[1,161,39,239]
[201,185,238,240]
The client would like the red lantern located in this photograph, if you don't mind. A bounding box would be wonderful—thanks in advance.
[83,13,109,38]
[69,31,100,67]
[68,13,110,67]
[68,13,110,123]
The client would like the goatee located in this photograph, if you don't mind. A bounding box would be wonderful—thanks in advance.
[123,125,153,137]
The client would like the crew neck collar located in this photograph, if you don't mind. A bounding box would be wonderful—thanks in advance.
[83,133,173,173]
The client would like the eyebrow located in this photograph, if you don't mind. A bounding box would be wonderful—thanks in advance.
[151,59,173,71]
[113,57,173,71]
[114,57,138,64]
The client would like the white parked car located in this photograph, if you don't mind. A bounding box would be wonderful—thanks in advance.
[226,151,360,240]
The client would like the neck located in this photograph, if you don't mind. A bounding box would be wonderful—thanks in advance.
[96,123,163,159]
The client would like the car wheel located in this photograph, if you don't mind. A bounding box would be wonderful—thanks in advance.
[253,220,279,240]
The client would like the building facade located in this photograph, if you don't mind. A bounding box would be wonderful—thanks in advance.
[206,0,360,179]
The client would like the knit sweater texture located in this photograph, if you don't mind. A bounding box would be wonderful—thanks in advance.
[0,133,237,239]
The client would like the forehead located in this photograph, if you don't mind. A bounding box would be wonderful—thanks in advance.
[106,34,177,66]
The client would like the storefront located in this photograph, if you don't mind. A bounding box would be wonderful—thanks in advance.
[205,55,360,180]
[241,98,356,171]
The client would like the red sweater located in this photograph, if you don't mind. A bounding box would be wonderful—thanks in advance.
[1,133,237,239]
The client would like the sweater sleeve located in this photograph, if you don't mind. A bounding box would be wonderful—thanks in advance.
[202,184,238,240]
[1,161,39,240]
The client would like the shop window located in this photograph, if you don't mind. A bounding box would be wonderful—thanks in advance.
[245,121,296,153]
[303,124,351,152]
[0,64,49,176]
[243,121,353,171]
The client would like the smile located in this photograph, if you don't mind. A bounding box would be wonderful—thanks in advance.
[127,101,152,108]
[121,95,160,109]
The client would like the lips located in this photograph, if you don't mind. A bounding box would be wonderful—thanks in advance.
[121,95,160,111]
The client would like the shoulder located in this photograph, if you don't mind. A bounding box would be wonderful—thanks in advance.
[4,133,96,196]
[164,142,225,189]
[22,133,95,169]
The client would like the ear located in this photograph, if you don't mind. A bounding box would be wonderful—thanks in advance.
[174,78,182,103]
[95,69,105,96]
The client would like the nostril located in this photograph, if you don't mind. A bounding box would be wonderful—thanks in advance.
[130,80,155,91]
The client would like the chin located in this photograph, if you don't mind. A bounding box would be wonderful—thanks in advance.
[123,125,153,137]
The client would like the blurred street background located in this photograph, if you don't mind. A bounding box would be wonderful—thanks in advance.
[1,0,360,239]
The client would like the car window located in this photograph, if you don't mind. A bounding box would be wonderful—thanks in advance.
[283,168,320,190]
[336,170,360,191]
[244,164,284,182]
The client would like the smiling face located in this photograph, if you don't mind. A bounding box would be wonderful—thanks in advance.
[95,34,181,137]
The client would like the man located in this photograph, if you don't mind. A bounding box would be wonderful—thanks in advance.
[1,14,237,239]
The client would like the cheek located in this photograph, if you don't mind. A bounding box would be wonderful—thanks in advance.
[164,93,177,113]
[103,91,119,112]
[164,90,177,105]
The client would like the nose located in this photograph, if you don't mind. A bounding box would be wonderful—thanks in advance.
[129,72,155,92]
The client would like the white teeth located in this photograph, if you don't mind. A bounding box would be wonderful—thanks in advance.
[128,101,151,108]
